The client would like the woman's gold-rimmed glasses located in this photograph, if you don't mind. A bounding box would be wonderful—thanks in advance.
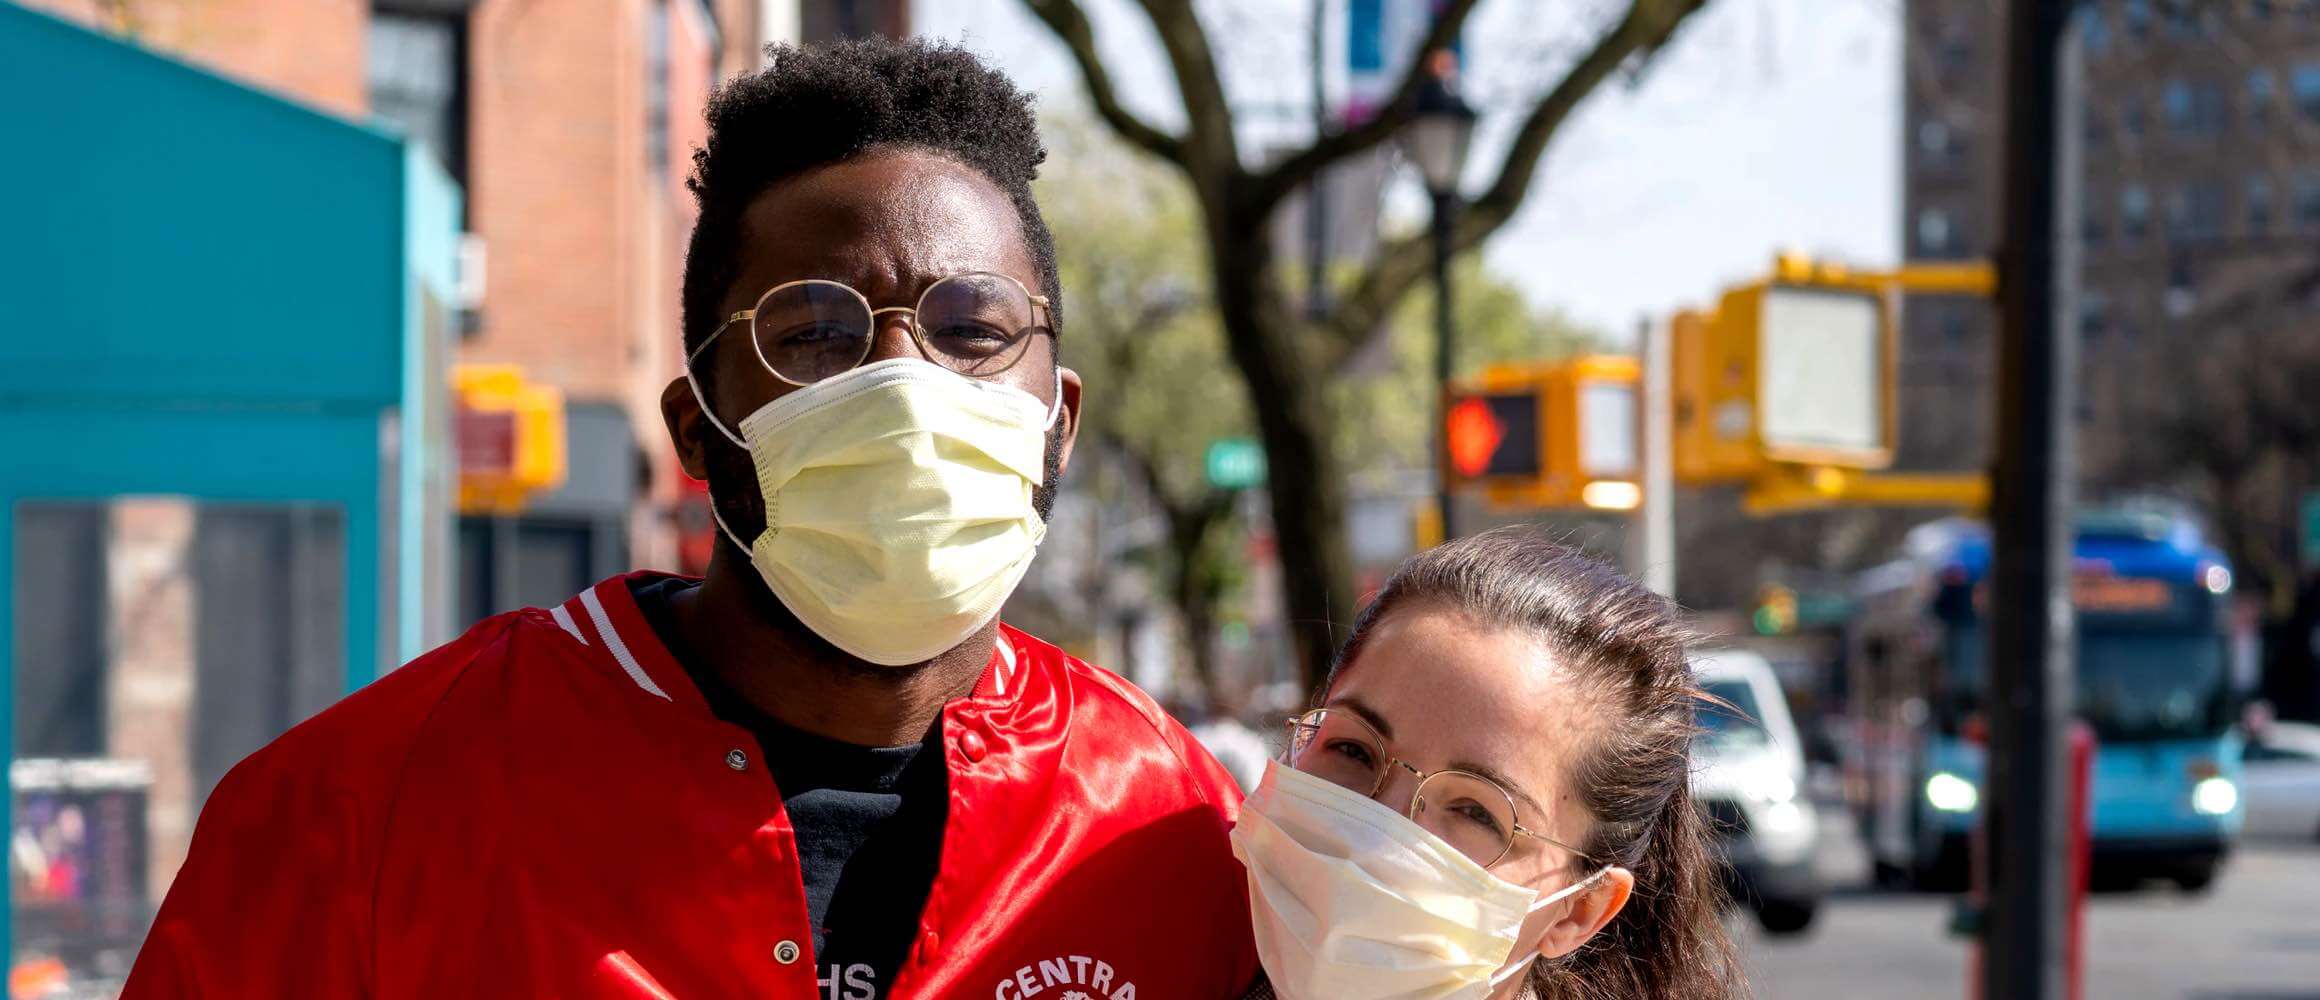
[1285,707,1596,869]
[689,271,1053,387]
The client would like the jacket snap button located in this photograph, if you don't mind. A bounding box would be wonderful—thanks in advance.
[725,748,749,771]
[919,928,940,957]
[773,939,801,964]
[958,731,988,763]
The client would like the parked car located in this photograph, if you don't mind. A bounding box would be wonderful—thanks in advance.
[1692,650,1822,934]
[2242,720,2320,842]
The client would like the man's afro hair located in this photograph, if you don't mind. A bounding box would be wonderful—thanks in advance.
[681,38,1060,358]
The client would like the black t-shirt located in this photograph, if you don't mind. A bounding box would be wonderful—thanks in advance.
[629,577,945,1000]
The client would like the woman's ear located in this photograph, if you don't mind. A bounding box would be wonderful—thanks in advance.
[1530,867,1634,961]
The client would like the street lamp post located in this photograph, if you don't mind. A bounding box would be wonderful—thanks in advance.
[1404,59,1476,542]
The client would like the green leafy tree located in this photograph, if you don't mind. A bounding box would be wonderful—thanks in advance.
[1042,115,1601,700]
[1040,117,1252,700]
[1024,0,1712,686]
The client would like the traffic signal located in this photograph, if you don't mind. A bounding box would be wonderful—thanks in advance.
[1752,584,1799,635]
[1442,358,1640,510]
[453,364,567,514]
[1672,254,1899,486]
[1445,391,1541,481]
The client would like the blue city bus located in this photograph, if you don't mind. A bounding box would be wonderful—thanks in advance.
[1848,509,2243,891]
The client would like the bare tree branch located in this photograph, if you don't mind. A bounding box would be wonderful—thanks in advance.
[1245,0,1485,216]
[1024,0,1187,164]
[1326,0,1708,364]
[1131,0,1242,177]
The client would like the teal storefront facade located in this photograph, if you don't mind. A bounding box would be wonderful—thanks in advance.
[0,3,458,985]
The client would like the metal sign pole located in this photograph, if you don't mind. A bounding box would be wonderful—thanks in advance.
[1639,315,1675,597]
[1984,1,2080,997]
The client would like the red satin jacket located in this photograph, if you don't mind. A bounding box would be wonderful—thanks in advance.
[123,573,1259,999]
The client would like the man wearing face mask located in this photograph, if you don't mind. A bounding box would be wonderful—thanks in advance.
[124,40,1259,1000]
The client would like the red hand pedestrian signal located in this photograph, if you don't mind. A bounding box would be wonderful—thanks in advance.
[1443,391,1539,483]
[1447,397,1506,479]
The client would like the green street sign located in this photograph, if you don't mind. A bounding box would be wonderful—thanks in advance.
[2303,493,2320,568]
[1205,438,1267,490]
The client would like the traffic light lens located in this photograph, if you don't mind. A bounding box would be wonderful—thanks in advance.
[1444,392,1540,481]
[1446,398,1507,479]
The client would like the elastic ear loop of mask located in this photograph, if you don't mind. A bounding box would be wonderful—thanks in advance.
[684,361,1065,556]
[1489,867,1612,988]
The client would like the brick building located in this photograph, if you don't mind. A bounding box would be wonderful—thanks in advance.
[15,0,906,624]
[1900,1,2320,472]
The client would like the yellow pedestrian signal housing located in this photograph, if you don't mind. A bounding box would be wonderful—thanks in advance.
[453,364,567,514]
[1673,258,1900,485]
[1444,357,1640,511]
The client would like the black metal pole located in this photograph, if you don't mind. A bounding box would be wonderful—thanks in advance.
[1432,187,1458,541]
[1307,0,1330,320]
[1986,1,2079,997]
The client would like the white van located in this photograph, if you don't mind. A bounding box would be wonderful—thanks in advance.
[1691,649,1823,934]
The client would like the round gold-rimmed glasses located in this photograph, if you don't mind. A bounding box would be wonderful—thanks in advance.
[1285,707,1595,869]
[688,271,1054,387]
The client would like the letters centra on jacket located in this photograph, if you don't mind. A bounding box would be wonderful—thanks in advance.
[992,955,1137,1000]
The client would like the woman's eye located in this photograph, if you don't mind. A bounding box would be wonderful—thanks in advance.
[1325,740,1376,766]
[1452,802,1505,834]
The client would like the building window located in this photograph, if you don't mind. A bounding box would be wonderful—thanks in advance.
[646,2,670,182]
[2079,7,2110,55]
[2247,175,2274,234]
[2122,94,2147,137]
[1940,306,1969,349]
[2083,193,2108,245]
[2164,260,2197,319]
[2298,172,2320,228]
[2167,182,2226,239]
[2162,79,2225,135]
[2124,0,2152,39]
[2162,3,2205,38]
[2079,291,2109,337]
[1918,119,1946,155]
[367,12,469,190]
[1938,35,1972,75]
[2248,70,2275,126]
[2121,185,2151,238]
[1917,119,1964,165]
[2295,65,2320,123]
[1916,208,1959,257]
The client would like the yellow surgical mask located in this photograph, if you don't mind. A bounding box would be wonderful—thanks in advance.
[690,357,1059,665]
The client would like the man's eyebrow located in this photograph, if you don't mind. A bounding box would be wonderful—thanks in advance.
[1451,758,1547,818]
[1323,695,1394,742]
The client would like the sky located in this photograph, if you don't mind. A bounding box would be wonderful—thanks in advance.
[913,0,1902,342]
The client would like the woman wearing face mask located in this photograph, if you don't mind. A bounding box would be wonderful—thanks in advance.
[1233,527,1745,999]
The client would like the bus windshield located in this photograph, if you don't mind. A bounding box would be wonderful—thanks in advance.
[1943,624,2231,742]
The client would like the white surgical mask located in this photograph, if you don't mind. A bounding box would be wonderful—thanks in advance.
[1231,760,1609,1000]
[688,357,1061,665]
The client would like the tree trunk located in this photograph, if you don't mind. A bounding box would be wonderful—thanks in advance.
[1209,217,1357,694]
[1169,505,1223,709]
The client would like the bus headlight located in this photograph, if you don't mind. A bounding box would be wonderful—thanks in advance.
[2192,776,2238,816]
[1925,771,1978,813]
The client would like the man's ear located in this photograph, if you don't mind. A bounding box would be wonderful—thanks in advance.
[1528,867,1634,962]
[661,376,714,481]
[1053,366,1083,476]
